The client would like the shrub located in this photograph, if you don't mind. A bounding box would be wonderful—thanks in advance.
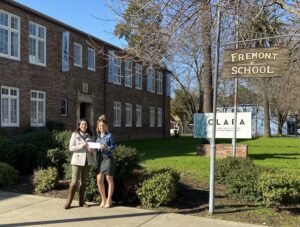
[85,166,100,202]
[52,130,72,153]
[63,163,72,181]
[137,168,180,208]
[113,145,141,203]
[216,157,255,184]
[0,162,19,186]
[33,167,58,193]
[47,148,69,177]
[257,171,300,207]
[46,120,65,131]
[225,164,263,201]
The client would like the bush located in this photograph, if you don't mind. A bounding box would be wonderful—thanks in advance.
[63,163,72,181]
[47,148,69,177]
[85,166,100,202]
[33,167,58,193]
[113,145,141,203]
[46,120,65,131]
[0,162,19,186]
[137,168,180,208]
[257,171,300,207]
[225,164,263,201]
[216,157,255,184]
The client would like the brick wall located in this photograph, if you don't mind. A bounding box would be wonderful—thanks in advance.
[196,144,248,158]
[0,0,170,140]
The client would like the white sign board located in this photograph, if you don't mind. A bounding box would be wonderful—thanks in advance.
[193,112,252,139]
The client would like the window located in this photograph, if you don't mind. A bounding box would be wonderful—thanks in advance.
[1,86,19,126]
[125,103,132,127]
[136,104,142,127]
[30,90,46,127]
[108,50,121,84]
[125,60,132,87]
[113,101,121,127]
[115,57,121,84]
[74,42,82,67]
[135,64,142,89]
[157,72,163,94]
[0,10,20,60]
[61,98,67,116]
[29,22,46,66]
[150,106,155,127]
[166,74,171,97]
[147,67,155,93]
[157,107,162,127]
[88,48,95,71]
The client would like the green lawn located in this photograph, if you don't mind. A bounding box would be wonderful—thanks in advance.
[120,136,300,183]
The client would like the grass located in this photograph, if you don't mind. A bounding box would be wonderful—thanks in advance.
[120,136,300,183]
[120,136,300,226]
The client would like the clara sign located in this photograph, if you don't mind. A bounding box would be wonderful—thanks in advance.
[193,112,252,139]
[221,47,290,78]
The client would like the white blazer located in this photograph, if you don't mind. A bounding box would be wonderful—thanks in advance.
[69,132,95,166]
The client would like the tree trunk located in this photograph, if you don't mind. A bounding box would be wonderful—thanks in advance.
[277,111,283,135]
[263,79,271,137]
[200,1,213,113]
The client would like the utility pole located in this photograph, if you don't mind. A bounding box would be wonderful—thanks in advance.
[209,5,221,215]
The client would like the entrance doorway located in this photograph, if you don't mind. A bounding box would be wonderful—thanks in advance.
[80,103,87,119]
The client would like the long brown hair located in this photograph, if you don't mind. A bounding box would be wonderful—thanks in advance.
[75,118,93,137]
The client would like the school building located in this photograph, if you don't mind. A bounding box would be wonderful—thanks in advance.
[0,0,171,140]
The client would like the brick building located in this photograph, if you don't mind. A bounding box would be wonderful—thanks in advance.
[0,0,171,140]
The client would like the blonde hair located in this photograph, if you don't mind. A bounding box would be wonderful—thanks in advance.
[96,118,108,134]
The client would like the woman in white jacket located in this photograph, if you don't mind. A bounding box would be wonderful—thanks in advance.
[64,119,95,209]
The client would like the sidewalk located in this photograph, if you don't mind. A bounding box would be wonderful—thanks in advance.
[0,191,265,227]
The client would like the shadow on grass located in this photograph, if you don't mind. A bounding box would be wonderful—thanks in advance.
[249,153,300,160]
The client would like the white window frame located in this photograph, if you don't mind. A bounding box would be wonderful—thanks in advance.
[73,42,82,67]
[136,104,142,127]
[30,90,46,127]
[115,57,121,85]
[147,67,155,93]
[61,98,67,117]
[125,60,132,87]
[29,21,46,66]
[88,48,95,71]
[125,103,132,127]
[157,107,162,127]
[113,101,121,127]
[0,10,20,60]
[150,106,155,127]
[1,86,19,127]
[157,72,163,95]
[135,63,142,90]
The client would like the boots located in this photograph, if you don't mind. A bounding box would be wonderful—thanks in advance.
[64,185,76,209]
[79,184,89,207]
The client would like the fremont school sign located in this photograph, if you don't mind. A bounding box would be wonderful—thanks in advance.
[222,47,290,78]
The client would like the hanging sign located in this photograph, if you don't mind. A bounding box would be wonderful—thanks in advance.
[221,47,290,78]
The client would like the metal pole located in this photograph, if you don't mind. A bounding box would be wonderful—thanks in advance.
[232,78,238,156]
[232,1,240,157]
[209,6,221,215]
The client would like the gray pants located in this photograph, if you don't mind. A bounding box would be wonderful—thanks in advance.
[70,164,91,186]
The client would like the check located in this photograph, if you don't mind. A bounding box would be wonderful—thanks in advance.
[87,142,100,149]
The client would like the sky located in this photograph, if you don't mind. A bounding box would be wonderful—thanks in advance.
[15,0,127,48]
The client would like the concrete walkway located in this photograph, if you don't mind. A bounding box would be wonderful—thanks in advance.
[0,191,265,227]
